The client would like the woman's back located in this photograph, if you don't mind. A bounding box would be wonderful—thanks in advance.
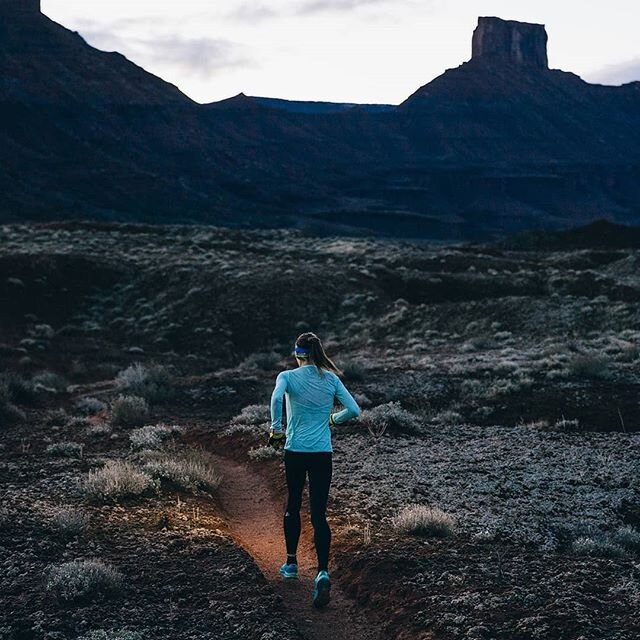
[270,364,360,453]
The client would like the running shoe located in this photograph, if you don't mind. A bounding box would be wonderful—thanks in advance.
[312,570,331,608]
[279,563,299,579]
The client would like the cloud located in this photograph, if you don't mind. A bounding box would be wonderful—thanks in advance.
[135,36,255,78]
[75,20,255,78]
[294,0,391,15]
[587,58,640,86]
[226,3,279,22]
[224,0,404,21]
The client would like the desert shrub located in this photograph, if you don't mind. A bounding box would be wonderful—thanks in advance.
[75,397,107,416]
[359,402,420,435]
[354,392,372,408]
[223,422,256,436]
[0,372,36,404]
[617,343,639,363]
[341,361,365,382]
[111,395,149,427]
[32,324,55,339]
[231,404,270,426]
[242,351,281,371]
[551,417,581,432]
[32,370,68,392]
[52,508,89,537]
[566,352,612,379]
[393,505,455,538]
[0,378,25,424]
[46,559,122,602]
[571,536,626,558]
[143,448,221,493]
[45,409,69,426]
[115,363,172,402]
[248,445,281,461]
[129,424,184,449]
[460,379,485,403]
[84,460,157,503]
[612,526,640,553]
[46,441,83,459]
[67,416,92,429]
[520,419,550,430]
[86,423,113,438]
[431,410,463,426]
[78,632,145,640]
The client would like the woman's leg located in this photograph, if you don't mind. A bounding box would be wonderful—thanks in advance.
[284,451,306,560]
[308,452,333,572]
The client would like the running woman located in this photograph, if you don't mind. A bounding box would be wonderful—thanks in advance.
[269,332,361,608]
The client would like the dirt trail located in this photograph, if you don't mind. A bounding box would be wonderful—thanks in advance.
[212,454,384,640]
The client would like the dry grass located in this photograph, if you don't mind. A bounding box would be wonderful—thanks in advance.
[84,460,157,503]
[46,441,83,458]
[51,507,89,537]
[231,404,270,426]
[248,445,281,461]
[143,448,221,493]
[115,363,172,402]
[359,402,420,435]
[571,536,626,558]
[129,424,184,449]
[393,505,455,538]
[75,397,107,416]
[46,559,123,602]
[110,395,149,427]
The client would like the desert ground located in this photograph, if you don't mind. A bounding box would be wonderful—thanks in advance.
[1,221,639,640]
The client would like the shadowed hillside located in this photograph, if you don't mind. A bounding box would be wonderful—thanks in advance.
[2,7,640,238]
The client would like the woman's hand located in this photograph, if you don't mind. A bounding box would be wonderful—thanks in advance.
[269,430,285,449]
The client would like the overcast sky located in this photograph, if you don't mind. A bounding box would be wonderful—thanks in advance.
[42,0,640,104]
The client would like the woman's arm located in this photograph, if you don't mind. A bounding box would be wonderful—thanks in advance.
[330,376,361,425]
[270,372,288,432]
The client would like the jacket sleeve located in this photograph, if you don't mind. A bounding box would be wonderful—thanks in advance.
[331,375,361,425]
[270,372,288,432]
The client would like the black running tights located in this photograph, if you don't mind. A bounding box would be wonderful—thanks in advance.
[283,450,333,572]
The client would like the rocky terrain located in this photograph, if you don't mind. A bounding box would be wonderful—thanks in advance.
[0,220,639,639]
[2,3,640,237]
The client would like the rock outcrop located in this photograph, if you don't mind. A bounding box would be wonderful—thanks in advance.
[471,16,548,68]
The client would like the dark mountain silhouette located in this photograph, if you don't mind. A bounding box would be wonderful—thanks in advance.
[0,0,188,104]
[1,4,640,239]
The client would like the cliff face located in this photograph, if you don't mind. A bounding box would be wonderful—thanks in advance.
[471,16,548,68]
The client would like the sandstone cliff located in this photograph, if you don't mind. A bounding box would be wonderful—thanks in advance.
[472,16,548,68]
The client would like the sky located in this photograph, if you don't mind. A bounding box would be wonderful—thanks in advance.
[42,0,640,105]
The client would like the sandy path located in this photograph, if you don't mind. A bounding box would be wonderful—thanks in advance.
[212,454,384,640]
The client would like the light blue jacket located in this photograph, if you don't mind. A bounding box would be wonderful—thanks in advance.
[270,365,361,452]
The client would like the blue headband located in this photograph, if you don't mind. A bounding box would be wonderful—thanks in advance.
[294,345,311,357]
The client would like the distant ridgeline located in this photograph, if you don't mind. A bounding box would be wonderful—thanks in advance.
[1,6,640,239]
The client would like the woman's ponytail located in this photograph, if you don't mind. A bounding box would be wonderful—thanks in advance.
[295,332,342,376]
